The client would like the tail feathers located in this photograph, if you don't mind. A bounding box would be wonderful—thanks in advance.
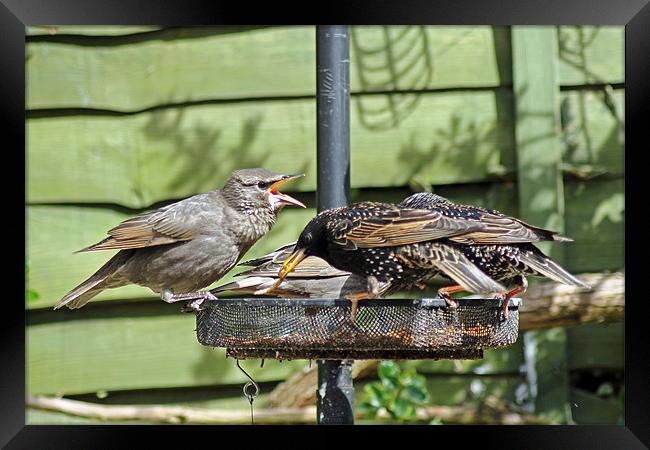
[519,251,590,289]
[54,252,129,310]
[551,234,574,243]
[54,278,106,310]
[523,224,574,242]
[74,237,112,253]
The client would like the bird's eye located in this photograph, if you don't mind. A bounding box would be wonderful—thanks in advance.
[302,233,312,245]
[257,181,269,190]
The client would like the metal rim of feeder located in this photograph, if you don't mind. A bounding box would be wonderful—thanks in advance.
[203,297,522,308]
[196,296,522,361]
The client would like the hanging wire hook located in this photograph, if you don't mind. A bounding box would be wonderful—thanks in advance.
[236,359,259,425]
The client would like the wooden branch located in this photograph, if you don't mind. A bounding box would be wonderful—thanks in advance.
[27,394,551,425]
[268,271,624,408]
[518,271,623,331]
[27,395,316,425]
[404,395,554,425]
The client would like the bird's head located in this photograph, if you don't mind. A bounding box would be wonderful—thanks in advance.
[222,168,306,214]
[274,213,331,284]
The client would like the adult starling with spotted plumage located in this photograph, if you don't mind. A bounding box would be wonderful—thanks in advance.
[55,168,305,310]
[399,192,590,318]
[257,201,513,320]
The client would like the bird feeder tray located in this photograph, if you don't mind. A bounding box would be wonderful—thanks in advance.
[196,297,521,360]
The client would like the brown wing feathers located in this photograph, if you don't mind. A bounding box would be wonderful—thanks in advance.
[332,203,571,250]
[448,214,572,244]
[333,207,485,249]
[76,209,195,253]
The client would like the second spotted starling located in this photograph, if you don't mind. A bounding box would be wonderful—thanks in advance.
[399,192,590,317]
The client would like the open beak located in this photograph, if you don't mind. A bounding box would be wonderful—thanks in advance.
[267,174,306,209]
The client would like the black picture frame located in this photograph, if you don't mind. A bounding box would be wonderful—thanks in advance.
[6,0,647,447]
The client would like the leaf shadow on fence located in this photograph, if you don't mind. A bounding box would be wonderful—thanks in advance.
[564,179,624,273]
[395,110,511,191]
[351,26,433,131]
[557,26,624,167]
[140,106,273,197]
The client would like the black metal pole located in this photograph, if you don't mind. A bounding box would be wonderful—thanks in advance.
[315,25,354,425]
[316,25,351,210]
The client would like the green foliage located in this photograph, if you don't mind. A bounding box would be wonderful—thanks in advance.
[25,262,40,304]
[358,361,430,422]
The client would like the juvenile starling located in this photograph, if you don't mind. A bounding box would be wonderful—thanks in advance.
[257,202,513,319]
[399,192,590,318]
[212,242,393,298]
[54,169,306,310]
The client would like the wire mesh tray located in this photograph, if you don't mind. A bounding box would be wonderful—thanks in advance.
[196,297,521,360]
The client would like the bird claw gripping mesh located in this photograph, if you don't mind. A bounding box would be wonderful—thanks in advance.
[195,297,521,360]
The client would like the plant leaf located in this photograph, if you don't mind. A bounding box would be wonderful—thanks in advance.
[378,361,401,381]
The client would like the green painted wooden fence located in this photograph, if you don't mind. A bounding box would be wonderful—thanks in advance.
[25,25,624,424]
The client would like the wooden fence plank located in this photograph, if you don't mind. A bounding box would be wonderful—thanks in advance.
[512,26,570,423]
[26,26,623,112]
[557,26,624,86]
[27,303,305,395]
[513,27,565,258]
[26,27,315,110]
[561,88,624,177]
[26,26,508,112]
[27,90,515,207]
[564,178,624,272]
[26,89,622,209]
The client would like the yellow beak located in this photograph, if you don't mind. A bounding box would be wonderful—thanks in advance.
[253,248,307,296]
[277,248,307,281]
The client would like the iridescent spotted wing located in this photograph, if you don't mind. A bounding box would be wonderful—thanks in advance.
[328,204,487,250]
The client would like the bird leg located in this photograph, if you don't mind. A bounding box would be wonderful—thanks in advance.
[161,289,217,312]
[367,275,380,297]
[344,276,380,322]
[344,293,364,322]
[437,285,466,309]
[493,277,528,320]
